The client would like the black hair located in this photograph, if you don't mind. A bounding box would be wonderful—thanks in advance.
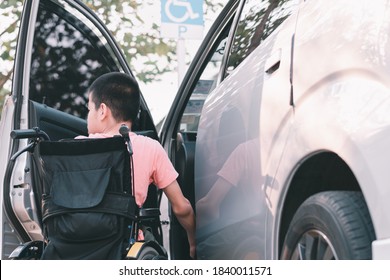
[88,72,140,122]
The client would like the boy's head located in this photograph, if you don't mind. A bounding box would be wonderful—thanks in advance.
[86,72,140,134]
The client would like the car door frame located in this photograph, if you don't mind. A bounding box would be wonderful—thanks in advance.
[160,0,242,260]
[1,0,157,259]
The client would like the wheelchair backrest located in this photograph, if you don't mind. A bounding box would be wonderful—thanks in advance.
[38,136,138,259]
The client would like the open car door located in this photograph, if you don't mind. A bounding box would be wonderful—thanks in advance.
[0,0,158,259]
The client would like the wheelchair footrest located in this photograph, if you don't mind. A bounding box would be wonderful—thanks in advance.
[138,208,160,220]
[9,240,44,260]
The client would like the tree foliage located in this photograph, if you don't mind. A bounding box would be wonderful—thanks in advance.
[0,0,23,110]
[85,0,177,84]
[0,0,223,113]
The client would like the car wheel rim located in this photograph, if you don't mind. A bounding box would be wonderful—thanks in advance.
[290,229,338,260]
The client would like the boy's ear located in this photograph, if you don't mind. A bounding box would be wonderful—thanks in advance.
[99,103,110,120]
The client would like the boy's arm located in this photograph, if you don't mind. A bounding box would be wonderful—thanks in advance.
[163,180,196,259]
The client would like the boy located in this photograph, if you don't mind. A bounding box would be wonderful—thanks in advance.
[82,72,196,258]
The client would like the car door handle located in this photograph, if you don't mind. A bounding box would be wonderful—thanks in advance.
[265,49,281,74]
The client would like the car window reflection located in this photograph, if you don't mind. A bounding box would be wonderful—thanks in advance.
[29,1,119,118]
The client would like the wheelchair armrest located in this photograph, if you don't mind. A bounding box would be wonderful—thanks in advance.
[139,208,160,220]
[9,240,44,260]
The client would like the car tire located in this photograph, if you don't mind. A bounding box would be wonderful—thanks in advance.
[281,191,375,260]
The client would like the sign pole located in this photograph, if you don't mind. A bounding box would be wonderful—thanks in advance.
[177,38,186,85]
[160,0,204,86]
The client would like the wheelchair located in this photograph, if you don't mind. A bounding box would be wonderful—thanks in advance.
[8,126,168,260]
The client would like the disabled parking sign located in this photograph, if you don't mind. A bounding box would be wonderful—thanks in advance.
[161,0,204,39]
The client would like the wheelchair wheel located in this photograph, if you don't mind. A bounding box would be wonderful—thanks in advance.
[137,246,162,260]
[126,241,168,260]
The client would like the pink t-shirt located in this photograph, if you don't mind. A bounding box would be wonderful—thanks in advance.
[77,132,178,206]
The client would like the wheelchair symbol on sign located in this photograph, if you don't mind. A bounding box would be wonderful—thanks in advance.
[165,0,200,23]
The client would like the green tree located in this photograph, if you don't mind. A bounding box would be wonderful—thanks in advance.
[0,0,23,111]
[85,0,176,84]
[0,0,223,116]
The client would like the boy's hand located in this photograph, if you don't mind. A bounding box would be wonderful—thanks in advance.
[190,244,196,259]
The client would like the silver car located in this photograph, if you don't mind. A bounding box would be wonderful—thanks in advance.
[1,0,390,260]
[160,0,390,259]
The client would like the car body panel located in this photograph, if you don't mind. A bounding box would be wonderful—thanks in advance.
[163,0,390,259]
[273,0,390,258]
[291,0,390,238]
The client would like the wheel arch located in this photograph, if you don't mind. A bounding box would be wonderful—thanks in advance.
[277,151,363,257]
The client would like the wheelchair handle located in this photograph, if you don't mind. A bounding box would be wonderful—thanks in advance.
[119,124,133,156]
[10,128,50,162]
[11,127,50,141]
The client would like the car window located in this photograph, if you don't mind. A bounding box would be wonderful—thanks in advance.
[29,0,122,119]
[179,26,230,133]
[225,0,295,77]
